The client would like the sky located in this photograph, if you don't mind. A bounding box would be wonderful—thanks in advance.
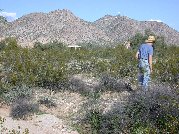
[0,0,179,32]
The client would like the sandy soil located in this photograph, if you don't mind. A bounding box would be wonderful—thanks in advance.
[0,105,78,134]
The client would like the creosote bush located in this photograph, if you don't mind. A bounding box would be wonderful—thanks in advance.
[10,97,39,120]
[0,35,178,133]
[124,87,179,133]
[2,85,33,104]
[0,38,68,90]
[38,97,57,108]
[77,109,123,134]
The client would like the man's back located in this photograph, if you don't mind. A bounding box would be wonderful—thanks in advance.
[139,44,153,60]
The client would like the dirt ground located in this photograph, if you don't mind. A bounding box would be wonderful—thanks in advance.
[0,104,79,134]
[0,74,132,134]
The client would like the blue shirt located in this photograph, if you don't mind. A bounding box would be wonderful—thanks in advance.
[138,44,153,60]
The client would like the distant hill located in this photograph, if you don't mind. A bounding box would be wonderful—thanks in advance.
[94,15,179,45]
[0,9,179,47]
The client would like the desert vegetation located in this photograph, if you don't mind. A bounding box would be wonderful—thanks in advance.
[0,33,178,133]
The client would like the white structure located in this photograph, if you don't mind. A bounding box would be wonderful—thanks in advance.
[67,45,81,50]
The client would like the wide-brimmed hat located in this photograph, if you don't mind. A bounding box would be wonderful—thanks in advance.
[145,36,155,43]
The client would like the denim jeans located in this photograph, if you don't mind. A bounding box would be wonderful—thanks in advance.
[138,59,151,90]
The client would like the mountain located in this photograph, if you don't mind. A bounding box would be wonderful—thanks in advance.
[0,9,179,47]
[94,15,179,45]
[1,9,111,47]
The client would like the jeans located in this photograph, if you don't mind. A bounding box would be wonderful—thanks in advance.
[138,59,151,90]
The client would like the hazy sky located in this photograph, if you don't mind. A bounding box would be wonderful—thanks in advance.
[0,0,179,31]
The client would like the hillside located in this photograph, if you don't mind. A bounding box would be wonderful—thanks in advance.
[1,9,179,46]
[94,15,179,45]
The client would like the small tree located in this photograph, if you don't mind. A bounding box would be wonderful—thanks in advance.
[0,9,7,23]
[130,29,156,49]
[130,33,145,49]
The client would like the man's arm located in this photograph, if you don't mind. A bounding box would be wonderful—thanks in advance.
[149,55,153,73]
[135,51,139,59]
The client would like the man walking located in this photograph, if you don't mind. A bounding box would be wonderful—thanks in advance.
[136,36,155,91]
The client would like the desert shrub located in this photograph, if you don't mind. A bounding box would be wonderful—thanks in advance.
[3,37,19,49]
[0,16,7,23]
[153,45,179,86]
[0,39,68,89]
[10,98,39,119]
[0,36,178,87]
[110,45,138,78]
[130,29,156,49]
[130,32,146,49]
[34,40,66,51]
[76,109,103,134]
[0,40,6,51]
[99,73,124,91]
[76,86,178,133]
[38,97,57,108]
[87,110,103,134]
[2,85,33,104]
[124,87,179,133]
[0,36,178,90]
[76,108,124,134]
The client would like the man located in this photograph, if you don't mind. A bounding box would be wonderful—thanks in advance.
[136,36,155,91]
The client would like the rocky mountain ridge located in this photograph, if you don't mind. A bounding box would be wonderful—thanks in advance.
[1,9,179,47]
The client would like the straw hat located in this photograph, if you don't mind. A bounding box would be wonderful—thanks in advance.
[145,36,155,43]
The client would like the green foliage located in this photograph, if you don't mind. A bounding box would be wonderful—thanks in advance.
[0,34,178,133]
[87,110,103,133]
[130,29,160,49]
[124,88,179,133]
[0,9,7,24]
[0,37,18,50]
[76,108,123,134]
[2,85,33,104]
[153,45,179,86]
[110,45,138,78]
[130,32,146,49]
[0,16,7,23]
[0,40,6,51]
[1,36,178,90]
[0,38,68,90]
[34,40,66,51]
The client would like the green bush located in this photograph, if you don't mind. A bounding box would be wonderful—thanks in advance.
[0,34,178,133]
[87,110,103,134]
[1,36,178,91]
[38,97,57,108]
[34,40,66,51]
[10,98,39,119]
[0,16,7,23]
[76,108,124,134]
[2,85,33,104]
[0,38,68,89]
[153,45,179,86]
[124,87,179,133]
